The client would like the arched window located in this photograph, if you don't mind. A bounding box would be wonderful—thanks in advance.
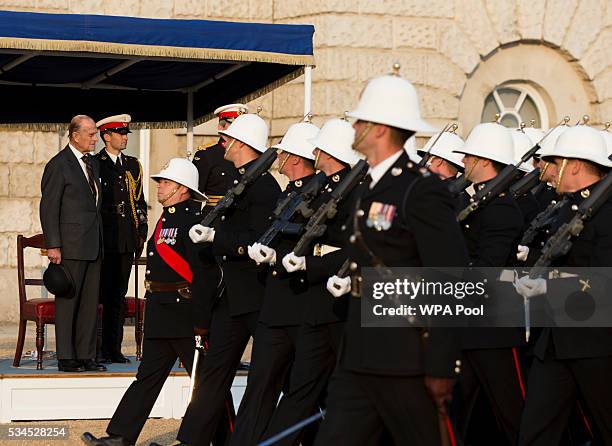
[481,84,549,129]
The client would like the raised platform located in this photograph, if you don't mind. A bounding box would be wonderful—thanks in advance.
[0,357,247,423]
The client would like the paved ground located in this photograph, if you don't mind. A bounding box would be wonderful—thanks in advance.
[0,322,252,446]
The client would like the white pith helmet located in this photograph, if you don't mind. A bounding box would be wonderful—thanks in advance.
[523,127,545,145]
[218,114,269,153]
[308,118,360,165]
[151,158,207,201]
[404,135,422,163]
[453,122,515,165]
[272,122,320,160]
[512,130,535,172]
[418,131,465,169]
[347,65,438,134]
[536,125,570,159]
[599,129,612,160]
[542,125,612,168]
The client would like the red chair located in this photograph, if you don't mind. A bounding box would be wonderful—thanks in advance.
[124,256,146,360]
[13,234,102,370]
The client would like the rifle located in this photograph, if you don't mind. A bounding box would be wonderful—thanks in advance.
[520,196,567,245]
[530,173,612,278]
[509,168,541,200]
[447,174,471,196]
[457,117,570,222]
[257,171,328,246]
[291,160,368,257]
[200,147,277,226]
[416,123,455,169]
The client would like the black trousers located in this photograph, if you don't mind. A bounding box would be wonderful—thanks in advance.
[229,323,301,446]
[100,252,133,357]
[178,297,258,445]
[261,322,344,446]
[313,365,442,446]
[56,256,101,360]
[460,348,527,445]
[107,337,235,445]
[519,354,612,445]
[107,337,195,443]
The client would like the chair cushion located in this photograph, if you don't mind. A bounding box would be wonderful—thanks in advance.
[22,298,55,321]
[125,297,145,318]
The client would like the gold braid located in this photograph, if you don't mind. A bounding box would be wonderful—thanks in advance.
[125,160,143,229]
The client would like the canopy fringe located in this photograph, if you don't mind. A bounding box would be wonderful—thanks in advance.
[0,37,315,66]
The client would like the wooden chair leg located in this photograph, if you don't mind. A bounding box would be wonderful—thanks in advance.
[35,321,45,370]
[13,319,27,367]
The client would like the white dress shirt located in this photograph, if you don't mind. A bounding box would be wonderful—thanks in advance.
[69,144,98,202]
[367,150,403,189]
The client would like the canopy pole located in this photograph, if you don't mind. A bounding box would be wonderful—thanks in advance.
[303,65,312,117]
[186,90,194,158]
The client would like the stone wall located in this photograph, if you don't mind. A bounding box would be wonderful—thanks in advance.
[0,0,609,321]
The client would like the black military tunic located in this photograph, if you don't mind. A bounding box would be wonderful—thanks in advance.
[314,151,469,446]
[178,162,281,446]
[519,184,612,445]
[105,200,215,444]
[262,167,356,446]
[229,173,319,446]
[459,181,527,445]
[95,149,148,359]
[192,141,238,214]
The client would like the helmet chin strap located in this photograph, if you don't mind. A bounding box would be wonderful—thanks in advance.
[464,157,479,182]
[159,187,179,205]
[278,152,292,174]
[539,161,550,181]
[555,159,568,193]
[314,149,321,170]
[223,139,237,159]
[352,122,373,152]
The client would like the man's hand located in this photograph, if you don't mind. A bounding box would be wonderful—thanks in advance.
[513,275,547,299]
[424,376,455,415]
[47,247,62,264]
[282,252,306,272]
[189,224,215,244]
[326,275,351,298]
[516,245,529,262]
[248,243,277,264]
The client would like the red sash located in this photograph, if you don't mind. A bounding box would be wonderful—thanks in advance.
[153,215,193,284]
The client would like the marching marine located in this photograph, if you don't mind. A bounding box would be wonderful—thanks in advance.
[192,104,247,214]
[82,158,215,446]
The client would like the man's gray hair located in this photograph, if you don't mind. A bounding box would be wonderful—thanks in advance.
[68,115,94,139]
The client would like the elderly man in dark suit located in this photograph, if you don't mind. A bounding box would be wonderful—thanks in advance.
[40,115,106,373]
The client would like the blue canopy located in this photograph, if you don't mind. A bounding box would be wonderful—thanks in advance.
[0,10,315,129]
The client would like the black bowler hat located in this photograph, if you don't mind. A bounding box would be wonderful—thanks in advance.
[43,263,75,299]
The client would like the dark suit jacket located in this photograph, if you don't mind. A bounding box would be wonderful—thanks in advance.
[40,145,103,261]
[343,152,469,377]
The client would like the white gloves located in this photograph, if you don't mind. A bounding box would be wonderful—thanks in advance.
[189,224,215,243]
[248,242,277,264]
[327,275,351,298]
[282,252,306,273]
[516,245,529,262]
[513,275,547,299]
